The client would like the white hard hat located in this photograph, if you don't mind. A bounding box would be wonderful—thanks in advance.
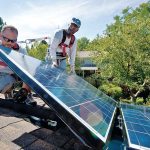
[71,17,81,28]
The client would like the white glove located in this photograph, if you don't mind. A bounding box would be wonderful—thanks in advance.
[52,60,58,67]
[70,65,75,74]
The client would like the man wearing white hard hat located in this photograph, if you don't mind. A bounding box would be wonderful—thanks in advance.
[46,17,81,73]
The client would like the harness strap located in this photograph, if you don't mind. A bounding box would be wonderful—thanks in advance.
[0,61,7,67]
[61,43,68,57]
[69,34,75,48]
[58,30,75,57]
[12,43,20,51]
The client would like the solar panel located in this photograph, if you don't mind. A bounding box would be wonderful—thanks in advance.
[121,103,150,150]
[0,46,117,148]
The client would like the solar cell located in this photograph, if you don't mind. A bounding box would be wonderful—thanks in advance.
[121,103,150,150]
[0,46,117,148]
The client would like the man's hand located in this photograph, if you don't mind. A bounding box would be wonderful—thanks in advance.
[52,61,58,67]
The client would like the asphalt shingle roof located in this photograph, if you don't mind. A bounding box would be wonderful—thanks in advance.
[0,94,91,150]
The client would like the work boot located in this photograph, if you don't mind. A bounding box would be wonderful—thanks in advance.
[25,93,37,106]
[13,88,28,103]
[13,88,37,106]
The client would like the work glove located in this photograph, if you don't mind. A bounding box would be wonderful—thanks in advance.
[52,60,58,68]
[70,65,75,74]
[13,88,28,103]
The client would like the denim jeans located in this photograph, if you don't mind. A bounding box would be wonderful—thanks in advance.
[58,59,66,70]
[0,73,16,92]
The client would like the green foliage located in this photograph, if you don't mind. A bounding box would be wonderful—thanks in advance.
[84,76,96,86]
[136,97,144,105]
[75,57,81,69]
[146,96,150,102]
[145,99,150,106]
[84,74,101,88]
[77,37,89,50]
[120,98,132,104]
[99,83,122,100]
[86,2,150,103]
[0,17,6,31]
[86,35,102,51]
[144,96,150,106]
[28,42,48,60]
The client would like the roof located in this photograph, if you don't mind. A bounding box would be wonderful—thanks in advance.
[77,51,97,58]
[0,94,91,150]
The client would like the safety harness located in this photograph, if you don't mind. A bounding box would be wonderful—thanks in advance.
[13,43,20,51]
[58,30,75,57]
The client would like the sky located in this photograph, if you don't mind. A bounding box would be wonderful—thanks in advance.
[0,0,149,42]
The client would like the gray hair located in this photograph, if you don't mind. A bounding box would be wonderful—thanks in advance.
[1,25,18,35]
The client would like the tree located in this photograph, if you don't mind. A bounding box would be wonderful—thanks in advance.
[87,2,150,103]
[28,42,48,61]
[0,17,6,31]
[77,37,89,50]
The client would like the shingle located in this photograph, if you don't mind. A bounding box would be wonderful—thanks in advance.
[10,119,39,132]
[23,139,59,150]
[0,140,20,150]
[0,94,87,150]
[30,128,53,140]
[0,115,23,128]
[13,132,38,148]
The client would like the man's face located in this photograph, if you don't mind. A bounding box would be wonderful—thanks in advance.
[0,28,17,48]
[68,23,79,35]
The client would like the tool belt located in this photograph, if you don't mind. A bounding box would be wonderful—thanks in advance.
[56,52,67,61]
[56,52,67,57]
[0,72,9,77]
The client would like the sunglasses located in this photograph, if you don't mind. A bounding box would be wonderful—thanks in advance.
[2,35,17,43]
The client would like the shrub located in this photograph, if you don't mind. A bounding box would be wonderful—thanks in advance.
[120,98,132,104]
[136,97,144,105]
[84,77,95,86]
[28,43,48,60]
[99,83,122,100]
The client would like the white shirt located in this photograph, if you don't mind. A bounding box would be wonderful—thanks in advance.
[49,29,77,66]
